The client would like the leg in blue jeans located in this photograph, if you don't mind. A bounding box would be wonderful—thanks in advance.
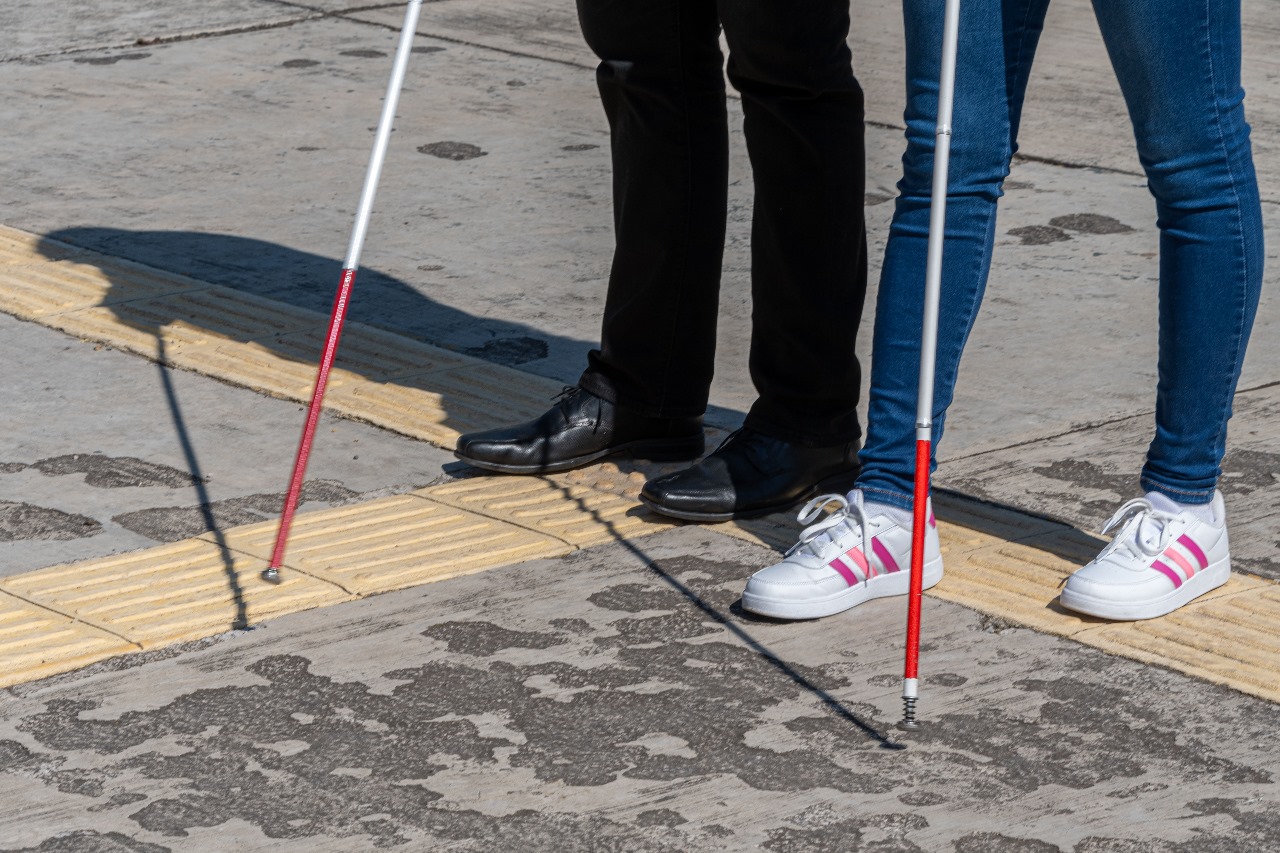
[857,0,1264,510]
[1092,0,1264,501]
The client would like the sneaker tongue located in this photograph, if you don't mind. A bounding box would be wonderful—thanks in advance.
[1129,495,1176,553]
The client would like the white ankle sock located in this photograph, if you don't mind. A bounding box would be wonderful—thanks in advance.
[1145,490,1217,524]
[863,498,914,529]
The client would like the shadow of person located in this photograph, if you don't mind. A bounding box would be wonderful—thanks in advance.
[34,225,616,629]
[39,225,595,386]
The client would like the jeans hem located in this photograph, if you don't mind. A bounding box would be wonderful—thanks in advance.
[1139,477,1215,505]
[854,483,915,511]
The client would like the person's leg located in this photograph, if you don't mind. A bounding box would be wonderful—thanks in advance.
[575,0,730,419]
[740,0,1054,620]
[1059,0,1262,622]
[855,0,1050,510]
[1091,0,1264,504]
[717,0,867,445]
[454,0,723,474]
[641,0,871,521]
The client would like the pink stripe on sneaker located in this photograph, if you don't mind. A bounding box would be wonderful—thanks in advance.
[845,546,869,575]
[828,556,859,587]
[1178,535,1208,569]
[872,538,901,574]
[928,510,937,529]
[1151,560,1183,589]
[1164,547,1196,580]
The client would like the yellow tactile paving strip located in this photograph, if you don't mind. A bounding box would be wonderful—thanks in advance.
[1,222,1278,704]
[1,540,352,651]
[204,494,570,596]
[0,591,136,684]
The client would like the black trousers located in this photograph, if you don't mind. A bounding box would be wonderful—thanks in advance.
[575,0,867,445]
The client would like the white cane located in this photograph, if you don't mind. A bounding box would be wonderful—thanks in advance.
[262,0,425,584]
[899,0,961,730]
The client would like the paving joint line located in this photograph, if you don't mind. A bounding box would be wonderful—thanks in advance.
[212,537,363,599]
[406,485,584,551]
[0,587,144,651]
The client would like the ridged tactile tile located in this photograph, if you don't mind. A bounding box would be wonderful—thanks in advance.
[199,337,341,402]
[421,476,681,548]
[41,287,325,370]
[204,494,571,595]
[718,514,807,552]
[1077,577,1280,702]
[0,225,84,265]
[96,287,317,347]
[0,540,351,649]
[268,324,471,381]
[199,324,473,405]
[0,591,136,688]
[0,256,208,321]
[928,537,1101,635]
[323,363,565,445]
[41,307,212,363]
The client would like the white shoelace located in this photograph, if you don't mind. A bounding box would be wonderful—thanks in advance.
[1100,498,1179,562]
[788,492,870,561]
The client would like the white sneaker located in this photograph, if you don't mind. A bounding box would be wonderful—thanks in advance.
[740,490,943,620]
[1059,492,1230,621]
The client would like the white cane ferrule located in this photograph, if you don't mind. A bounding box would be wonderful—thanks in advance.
[902,678,919,699]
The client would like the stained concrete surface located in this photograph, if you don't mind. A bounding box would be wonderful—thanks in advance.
[1,530,1277,851]
[3,0,1280,849]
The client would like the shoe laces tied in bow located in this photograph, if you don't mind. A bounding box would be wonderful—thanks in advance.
[1100,498,1179,561]
[789,491,870,561]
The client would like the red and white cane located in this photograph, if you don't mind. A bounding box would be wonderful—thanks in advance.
[899,0,962,729]
[262,0,425,583]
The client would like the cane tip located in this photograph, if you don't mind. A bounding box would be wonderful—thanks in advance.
[260,567,283,585]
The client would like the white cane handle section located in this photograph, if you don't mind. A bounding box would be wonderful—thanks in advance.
[914,0,962,442]
[344,0,425,270]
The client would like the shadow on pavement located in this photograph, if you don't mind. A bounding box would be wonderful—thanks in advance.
[41,225,592,377]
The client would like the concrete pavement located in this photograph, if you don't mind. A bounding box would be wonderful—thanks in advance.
[1,1,1278,850]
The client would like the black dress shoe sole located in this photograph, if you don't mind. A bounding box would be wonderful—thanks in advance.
[454,433,705,475]
[639,467,861,522]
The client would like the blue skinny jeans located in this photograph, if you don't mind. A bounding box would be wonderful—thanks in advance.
[857,0,1265,509]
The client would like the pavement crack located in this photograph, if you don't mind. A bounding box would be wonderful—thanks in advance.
[945,378,1276,467]
[1237,377,1280,395]
[326,9,600,72]
[941,410,1154,465]
[5,16,326,63]
[264,0,406,13]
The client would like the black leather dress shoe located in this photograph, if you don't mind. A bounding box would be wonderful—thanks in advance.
[640,428,860,521]
[454,387,705,474]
